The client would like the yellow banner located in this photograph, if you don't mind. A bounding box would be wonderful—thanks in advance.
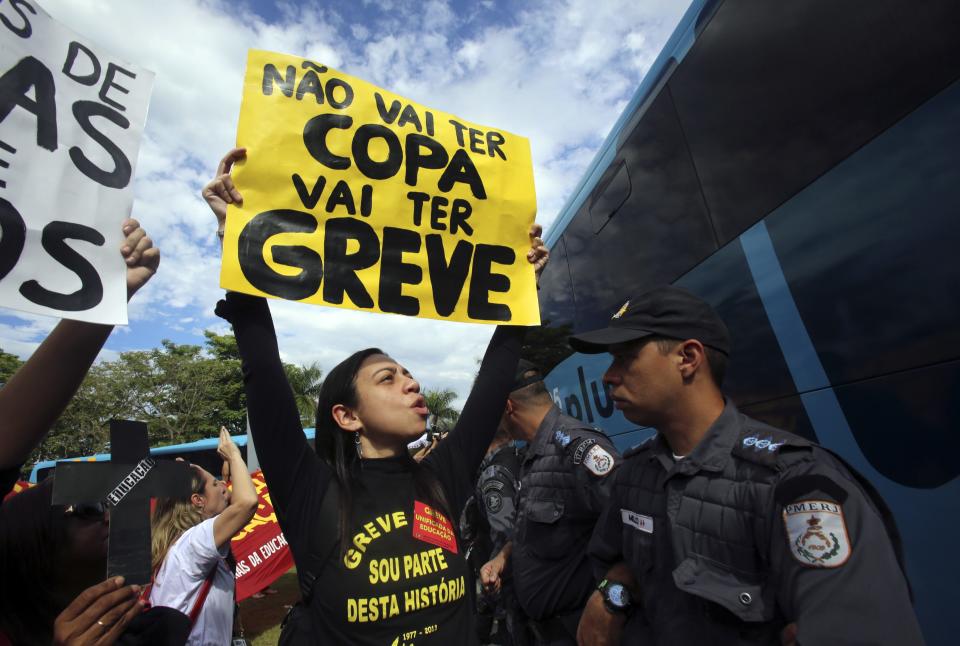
[220,50,539,325]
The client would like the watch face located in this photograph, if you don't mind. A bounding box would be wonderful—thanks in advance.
[608,583,629,607]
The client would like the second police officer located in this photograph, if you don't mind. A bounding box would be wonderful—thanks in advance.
[480,360,621,645]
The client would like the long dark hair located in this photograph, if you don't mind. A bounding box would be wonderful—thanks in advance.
[0,478,106,644]
[313,348,451,556]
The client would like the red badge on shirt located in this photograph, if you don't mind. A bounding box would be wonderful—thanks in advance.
[412,500,458,554]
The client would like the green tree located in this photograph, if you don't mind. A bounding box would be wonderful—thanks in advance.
[285,361,324,428]
[0,347,23,385]
[422,388,460,433]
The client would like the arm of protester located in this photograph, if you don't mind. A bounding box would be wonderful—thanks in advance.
[422,225,548,508]
[769,455,923,644]
[212,428,259,548]
[52,576,144,646]
[208,148,329,518]
[0,219,159,472]
[479,541,512,595]
[576,562,634,646]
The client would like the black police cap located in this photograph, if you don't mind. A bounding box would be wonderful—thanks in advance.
[568,286,731,355]
[511,359,543,392]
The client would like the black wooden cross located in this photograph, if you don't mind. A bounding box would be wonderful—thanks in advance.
[53,420,193,584]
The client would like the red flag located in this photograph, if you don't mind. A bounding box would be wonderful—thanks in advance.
[229,470,294,601]
[3,480,34,502]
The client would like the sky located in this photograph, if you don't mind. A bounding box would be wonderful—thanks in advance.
[0,0,690,408]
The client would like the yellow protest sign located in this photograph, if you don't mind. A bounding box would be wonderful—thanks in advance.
[220,50,539,325]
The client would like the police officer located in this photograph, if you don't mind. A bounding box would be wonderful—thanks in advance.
[481,360,620,645]
[570,286,923,645]
[462,425,524,644]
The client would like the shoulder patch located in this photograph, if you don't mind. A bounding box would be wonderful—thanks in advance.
[483,490,504,513]
[783,500,851,568]
[582,444,616,476]
[571,438,597,464]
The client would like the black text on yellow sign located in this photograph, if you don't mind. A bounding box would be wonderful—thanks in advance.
[221,50,539,325]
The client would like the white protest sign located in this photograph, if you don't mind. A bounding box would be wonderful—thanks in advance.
[0,0,153,324]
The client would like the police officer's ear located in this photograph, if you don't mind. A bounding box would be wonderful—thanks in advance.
[676,339,707,382]
[504,398,516,417]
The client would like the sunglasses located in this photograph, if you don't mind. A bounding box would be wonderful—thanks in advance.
[64,501,107,520]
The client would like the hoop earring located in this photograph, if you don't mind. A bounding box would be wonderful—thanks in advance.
[354,433,363,459]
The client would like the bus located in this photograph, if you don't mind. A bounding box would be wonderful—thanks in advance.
[534,1,959,643]
[28,428,317,484]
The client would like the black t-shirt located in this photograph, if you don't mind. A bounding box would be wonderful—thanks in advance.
[0,465,21,500]
[216,293,524,645]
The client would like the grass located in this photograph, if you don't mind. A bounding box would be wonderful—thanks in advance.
[236,568,300,645]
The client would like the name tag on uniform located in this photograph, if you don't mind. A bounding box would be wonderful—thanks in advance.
[621,509,653,533]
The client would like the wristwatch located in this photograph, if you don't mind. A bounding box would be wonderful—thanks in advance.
[597,578,632,614]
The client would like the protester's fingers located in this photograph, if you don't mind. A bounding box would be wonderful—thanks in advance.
[95,597,144,646]
[122,230,148,263]
[69,583,138,641]
[121,218,139,237]
[529,223,543,239]
[58,577,125,623]
[216,147,247,176]
[82,592,138,642]
[222,175,243,205]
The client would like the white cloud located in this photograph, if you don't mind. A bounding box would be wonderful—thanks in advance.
[2,0,689,409]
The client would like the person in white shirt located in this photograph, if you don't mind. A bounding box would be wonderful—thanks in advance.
[149,428,258,645]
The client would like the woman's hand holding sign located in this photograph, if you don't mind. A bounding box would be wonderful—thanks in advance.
[528,223,549,285]
[202,147,246,233]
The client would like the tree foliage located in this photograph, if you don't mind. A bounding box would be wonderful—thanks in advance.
[422,388,460,433]
[0,348,23,386]
[20,334,322,470]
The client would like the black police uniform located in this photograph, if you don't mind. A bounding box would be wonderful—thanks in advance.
[589,399,923,645]
[513,405,620,645]
[461,442,525,645]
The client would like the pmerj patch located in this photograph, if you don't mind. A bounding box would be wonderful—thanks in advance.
[554,430,572,447]
[484,491,503,513]
[783,499,851,568]
[572,438,597,464]
[742,435,785,453]
[583,444,615,476]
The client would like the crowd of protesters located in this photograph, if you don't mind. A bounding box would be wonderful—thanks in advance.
[0,149,924,646]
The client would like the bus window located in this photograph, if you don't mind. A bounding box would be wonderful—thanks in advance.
[668,0,960,245]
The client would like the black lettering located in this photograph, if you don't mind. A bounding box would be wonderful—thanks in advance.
[325,179,355,215]
[429,196,447,231]
[374,92,401,124]
[0,197,26,281]
[262,64,295,97]
[301,60,328,74]
[405,134,447,187]
[352,124,401,180]
[425,234,472,317]
[360,184,372,217]
[379,227,422,316]
[292,173,325,209]
[325,77,354,109]
[449,199,472,235]
[69,101,132,189]
[98,63,135,112]
[438,148,486,199]
[486,131,506,160]
[237,209,321,301]
[565,394,583,420]
[396,104,422,132]
[323,217,378,307]
[592,379,614,418]
[448,119,467,147]
[0,0,36,39]
[468,128,484,154]
[467,244,512,321]
[407,191,430,226]
[19,221,104,310]
[61,41,100,85]
[303,113,352,170]
[295,70,323,103]
[0,56,57,151]
[577,366,594,423]
[425,111,434,137]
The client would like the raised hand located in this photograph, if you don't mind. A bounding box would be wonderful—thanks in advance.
[120,218,159,299]
[527,223,549,285]
[202,147,247,228]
